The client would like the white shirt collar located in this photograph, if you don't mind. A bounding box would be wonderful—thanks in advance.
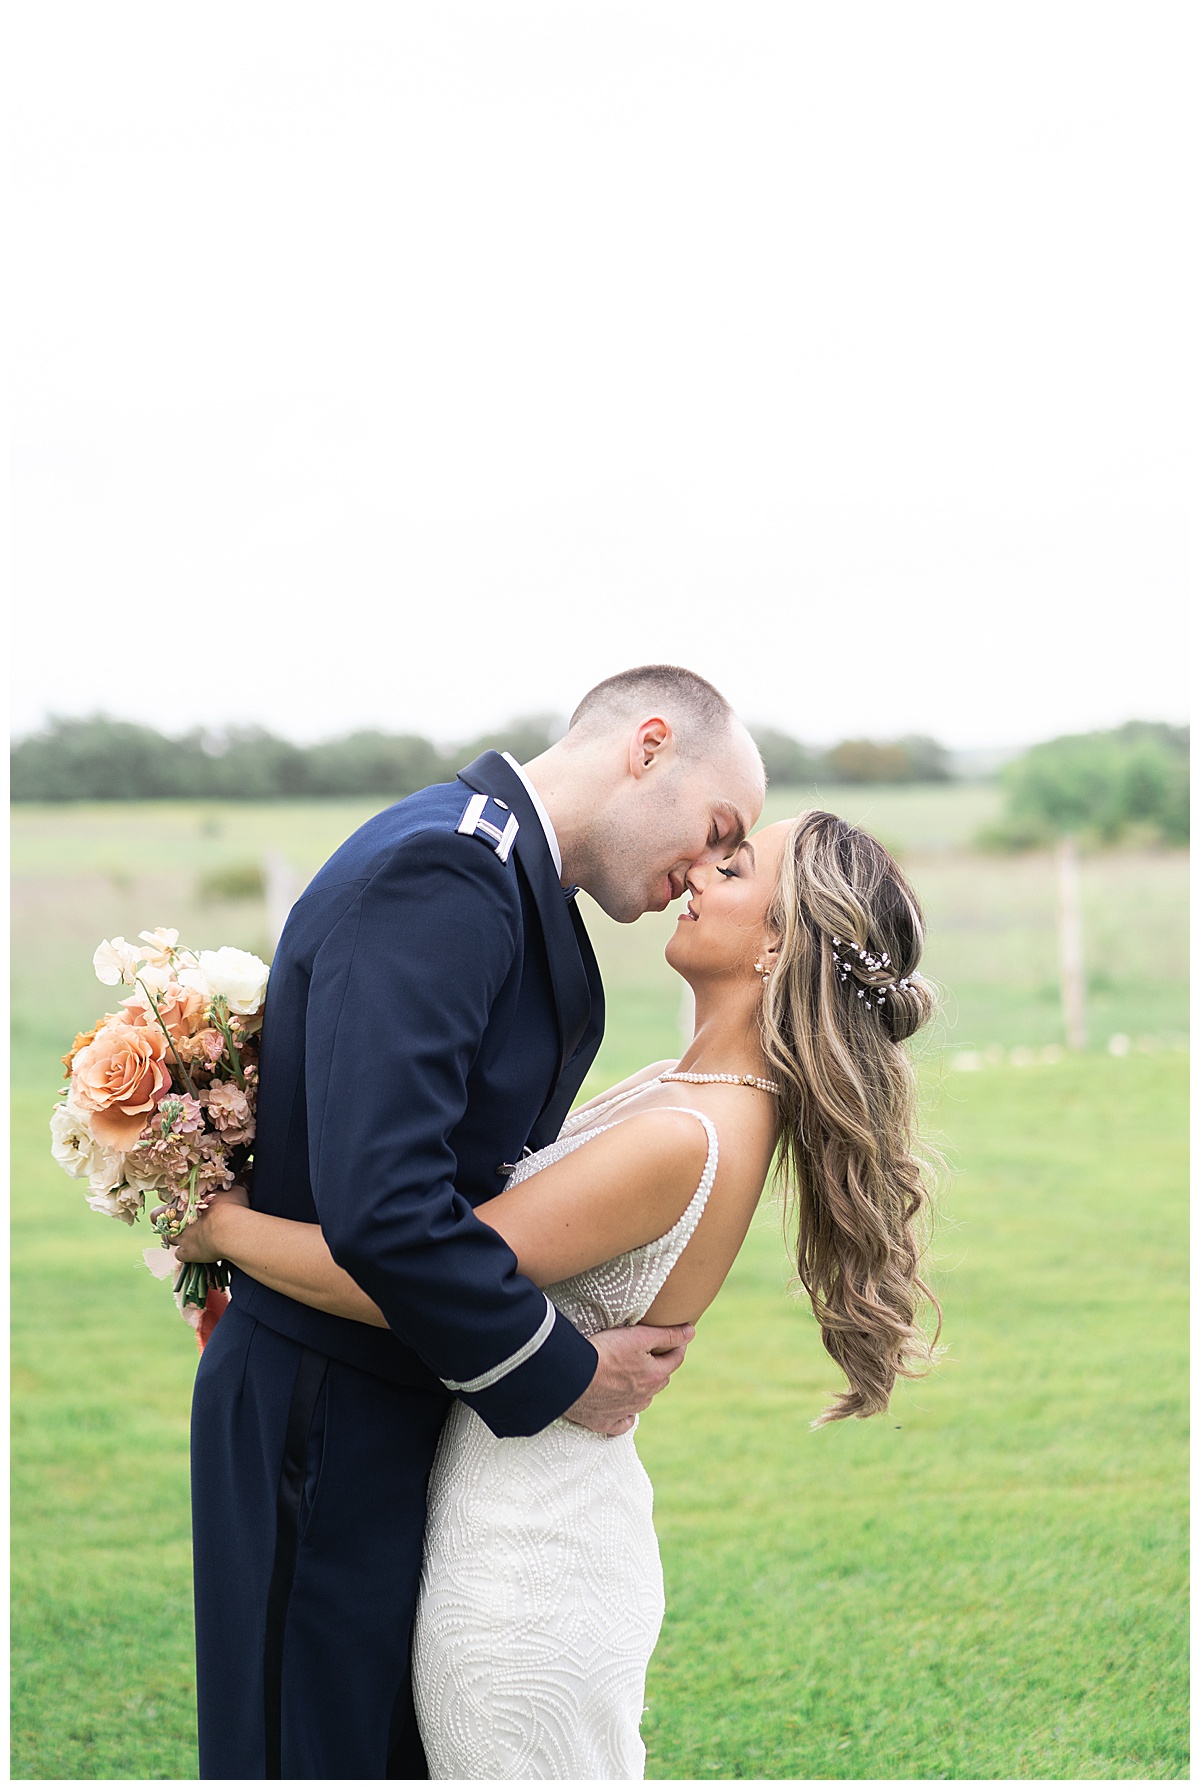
[501,752,563,879]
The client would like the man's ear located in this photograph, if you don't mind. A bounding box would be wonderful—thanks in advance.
[629,716,672,778]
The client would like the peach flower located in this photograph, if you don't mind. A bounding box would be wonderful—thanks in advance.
[174,1027,225,1067]
[203,1079,255,1145]
[70,1021,173,1151]
[121,979,209,1041]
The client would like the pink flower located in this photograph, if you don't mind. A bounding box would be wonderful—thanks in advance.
[204,1079,255,1146]
[70,1021,173,1151]
[154,1093,205,1138]
[174,1027,224,1067]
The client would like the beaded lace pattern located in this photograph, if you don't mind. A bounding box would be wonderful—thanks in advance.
[412,1077,719,1780]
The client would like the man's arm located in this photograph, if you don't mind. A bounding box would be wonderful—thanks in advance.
[304,829,597,1438]
[180,1188,695,1440]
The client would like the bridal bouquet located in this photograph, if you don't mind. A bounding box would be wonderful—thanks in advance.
[50,928,268,1344]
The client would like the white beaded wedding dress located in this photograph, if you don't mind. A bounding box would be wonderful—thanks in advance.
[411,1081,718,1780]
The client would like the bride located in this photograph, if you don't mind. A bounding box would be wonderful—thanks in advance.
[178,808,940,1779]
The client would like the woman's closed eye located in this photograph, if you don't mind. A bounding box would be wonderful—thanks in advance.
[715,864,738,879]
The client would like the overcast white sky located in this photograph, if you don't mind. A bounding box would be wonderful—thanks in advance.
[12,3,1192,751]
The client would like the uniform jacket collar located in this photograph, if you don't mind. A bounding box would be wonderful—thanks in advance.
[457,751,603,1082]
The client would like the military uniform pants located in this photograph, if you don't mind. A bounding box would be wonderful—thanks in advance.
[191,1306,449,1779]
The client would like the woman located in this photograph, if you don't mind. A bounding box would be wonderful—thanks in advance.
[178,810,940,1778]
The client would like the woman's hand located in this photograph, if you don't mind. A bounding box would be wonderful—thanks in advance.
[175,1183,251,1263]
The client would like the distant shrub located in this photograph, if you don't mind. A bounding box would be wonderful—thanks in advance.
[825,739,912,783]
[896,735,953,782]
[751,728,823,787]
[201,728,312,799]
[456,713,565,767]
[980,722,1189,849]
[304,731,447,797]
[198,862,266,903]
[748,727,952,787]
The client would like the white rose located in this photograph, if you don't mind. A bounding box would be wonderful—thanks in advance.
[93,936,142,986]
[193,946,270,1015]
[50,1101,125,1187]
[177,962,212,1000]
[122,1161,166,1196]
[85,1181,145,1226]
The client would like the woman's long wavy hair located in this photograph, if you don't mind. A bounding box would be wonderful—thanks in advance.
[759,811,941,1425]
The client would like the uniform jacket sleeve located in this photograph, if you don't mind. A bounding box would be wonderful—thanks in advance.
[304,828,598,1438]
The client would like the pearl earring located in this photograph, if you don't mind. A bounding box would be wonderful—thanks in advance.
[754,960,771,983]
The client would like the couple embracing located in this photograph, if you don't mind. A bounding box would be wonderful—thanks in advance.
[184,664,938,1780]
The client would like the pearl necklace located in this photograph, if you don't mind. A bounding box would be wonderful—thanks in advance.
[661,1070,781,1095]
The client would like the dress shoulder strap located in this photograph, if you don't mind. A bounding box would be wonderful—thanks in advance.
[646,1106,719,1249]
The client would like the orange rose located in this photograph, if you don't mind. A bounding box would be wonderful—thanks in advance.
[120,980,208,1041]
[70,1021,173,1150]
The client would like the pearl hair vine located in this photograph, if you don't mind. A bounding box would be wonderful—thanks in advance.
[830,935,917,1008]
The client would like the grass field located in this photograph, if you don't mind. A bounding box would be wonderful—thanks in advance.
[10,789,1189,1779]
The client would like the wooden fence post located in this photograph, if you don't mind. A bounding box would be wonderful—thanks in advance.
[1055,834,1087,1050]
[263,851,298,955]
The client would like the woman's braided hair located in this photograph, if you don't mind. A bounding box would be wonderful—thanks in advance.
[760,811,941,1425]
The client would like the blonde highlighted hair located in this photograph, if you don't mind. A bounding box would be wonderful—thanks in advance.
[760,811,941,1425]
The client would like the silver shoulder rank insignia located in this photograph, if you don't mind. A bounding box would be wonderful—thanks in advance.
[456,792,520,863]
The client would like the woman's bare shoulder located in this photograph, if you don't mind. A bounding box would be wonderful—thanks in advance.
[575,1106,711,1189]
[474,1104,715,1284]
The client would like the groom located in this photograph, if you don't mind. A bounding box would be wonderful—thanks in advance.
[191,664,765,1779]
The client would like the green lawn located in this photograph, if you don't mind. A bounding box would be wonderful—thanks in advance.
[641,1054,1187,1779]
[10,793,1189,1778]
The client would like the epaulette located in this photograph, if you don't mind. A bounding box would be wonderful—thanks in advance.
[456,792,520,863]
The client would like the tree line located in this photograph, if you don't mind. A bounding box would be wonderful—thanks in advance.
[10,714,1187,845]
[10,715,953,802]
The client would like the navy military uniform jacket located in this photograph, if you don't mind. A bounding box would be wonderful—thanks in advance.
[231,750,604,1436]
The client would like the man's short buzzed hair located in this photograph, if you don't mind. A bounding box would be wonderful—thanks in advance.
[568,665,735,751]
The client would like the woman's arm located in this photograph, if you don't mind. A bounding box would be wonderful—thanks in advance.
[177,1110,711,1326]
[176,1191,390,1327]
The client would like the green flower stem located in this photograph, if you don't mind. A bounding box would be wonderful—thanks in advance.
[173,1258,230,1310]
[210,996,247,1089]
[135,977,199,1099]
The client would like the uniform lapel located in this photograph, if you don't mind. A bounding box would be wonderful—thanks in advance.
[457,752,596,1076]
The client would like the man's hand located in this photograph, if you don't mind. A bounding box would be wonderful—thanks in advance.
[563,1322,695,1438]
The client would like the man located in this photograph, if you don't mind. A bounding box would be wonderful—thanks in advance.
[191,664,765,1778]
